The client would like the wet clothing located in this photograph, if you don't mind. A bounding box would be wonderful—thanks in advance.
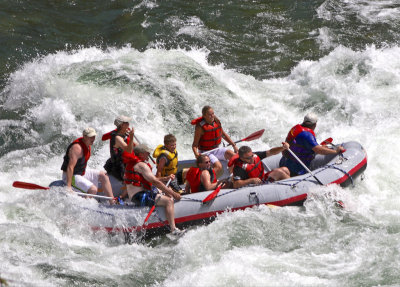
[62,168,100,193]
[131,188,158,207]
[281,124,318,176]
[61,137,91,175]
[191,117,222,151]
[186,167,217,193]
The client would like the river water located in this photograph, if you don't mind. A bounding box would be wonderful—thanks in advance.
[1,0,400,286]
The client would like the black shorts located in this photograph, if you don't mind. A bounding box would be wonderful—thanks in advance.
[132,189,158,207]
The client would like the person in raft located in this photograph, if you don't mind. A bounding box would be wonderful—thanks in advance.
[185,154,231,193]
[231,144,291,189]
[103,115,138,182]
[153,134,184,194]
[280,113,345,176]
[192,105,238,177]
[61,127,115,204]
[123,144,184,235]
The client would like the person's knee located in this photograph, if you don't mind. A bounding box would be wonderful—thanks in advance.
[225,150,235,160]
[88,185,97,194]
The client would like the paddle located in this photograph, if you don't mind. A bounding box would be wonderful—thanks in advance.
[202,183,223,203]
[203,129,265,155]
[320,137,333,146]
[143,178,172,225]
[13,181,117,200]
[13,181,49,190]
[286,149,324,185]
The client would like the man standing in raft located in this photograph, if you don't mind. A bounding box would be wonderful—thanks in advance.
[103,115,137,181]
[123,144,184,235]
[192,105,238,177]
[61,127,115,204]
[280,113,345,176]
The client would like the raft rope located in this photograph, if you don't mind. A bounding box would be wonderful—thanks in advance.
[180,162,355,203]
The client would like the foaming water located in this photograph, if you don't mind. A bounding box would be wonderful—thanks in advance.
[1,45,400,286]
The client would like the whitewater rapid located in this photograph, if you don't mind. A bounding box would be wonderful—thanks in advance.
[1,45,400,286]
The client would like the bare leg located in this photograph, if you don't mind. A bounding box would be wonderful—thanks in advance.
[269,167,290,181]
[224,149,235,160]
[98,171,115,204]
[224,150,235,174]
[155,195,176,231]
[213,160,223,178]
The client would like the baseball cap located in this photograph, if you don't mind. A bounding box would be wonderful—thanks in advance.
[83,127,97,137]
[303,113,318,124]
[114,115,132,127]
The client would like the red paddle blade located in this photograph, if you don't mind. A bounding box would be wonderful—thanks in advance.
[320,137,333,146]
[143,205,155,223]
[241,129,265,142]
[202,185,222,203]
[12,181,49,190]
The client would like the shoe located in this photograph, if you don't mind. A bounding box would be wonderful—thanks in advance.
[168,228,186,239]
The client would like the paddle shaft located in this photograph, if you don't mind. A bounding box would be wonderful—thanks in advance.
[287,149,324,185]
[13,181,115,200]
[202,129,265,155]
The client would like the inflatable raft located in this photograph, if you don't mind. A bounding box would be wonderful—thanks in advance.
[49,140,366,240]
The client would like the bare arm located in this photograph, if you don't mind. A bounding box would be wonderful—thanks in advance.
[66,144,82,190]
[155,157,167,178]
[185,182,191,193]
[313,145,345,155]
[266,142,289,157]
[115,128,135,153]
[192,124,204,157]
[135,163,181,200]
[233,177,262,189]
[200,170,219,191]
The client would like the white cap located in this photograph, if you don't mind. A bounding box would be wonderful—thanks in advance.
[303,113,318,124]
[114,115,132,127]
[83,127,97,137]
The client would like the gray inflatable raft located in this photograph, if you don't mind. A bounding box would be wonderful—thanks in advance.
[54,141,366,239]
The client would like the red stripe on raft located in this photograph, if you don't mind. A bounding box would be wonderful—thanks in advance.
[331,156,367,185]
[91,194,308,233]
[92,156,368,234]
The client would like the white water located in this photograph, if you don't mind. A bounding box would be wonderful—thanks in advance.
[1,45,400,286]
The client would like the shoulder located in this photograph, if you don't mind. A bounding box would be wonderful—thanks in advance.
[297,131,318,146]
[255,151,266,160]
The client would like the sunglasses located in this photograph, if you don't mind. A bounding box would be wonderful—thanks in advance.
[241,154,253,161]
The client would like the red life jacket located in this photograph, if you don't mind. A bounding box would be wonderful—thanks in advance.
[286,124,316,142]
[186,167,217,193]
[191,116,222,151]
[61,137,91,175]
[232,154,265,180]
[283,124,316,162]
[122,151,152,190]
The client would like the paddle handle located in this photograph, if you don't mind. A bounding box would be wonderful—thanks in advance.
[287,149,324,185]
